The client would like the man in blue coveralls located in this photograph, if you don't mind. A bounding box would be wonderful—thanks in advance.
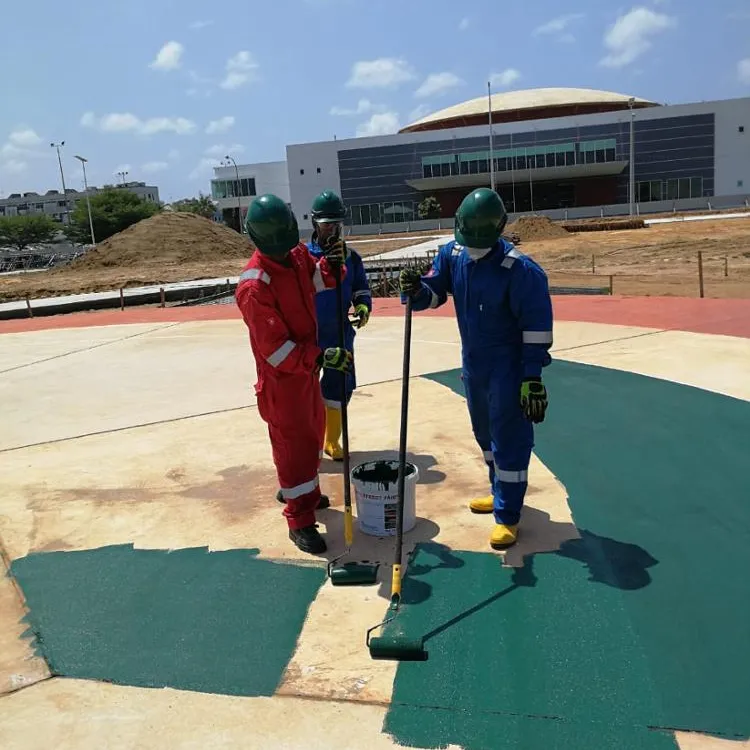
[307,190,373,461]
[399,188,553,550]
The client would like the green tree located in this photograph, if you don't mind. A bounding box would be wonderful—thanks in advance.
[171,193,217,219]
[65,188,161,244]
[0,214,59,251]
[417,195,441,220]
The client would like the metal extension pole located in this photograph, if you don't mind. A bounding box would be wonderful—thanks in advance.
[629,97,635,216]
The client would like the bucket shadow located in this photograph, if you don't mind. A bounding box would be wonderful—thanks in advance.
[320,450,446,485]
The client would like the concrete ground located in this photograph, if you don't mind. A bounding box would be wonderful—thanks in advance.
[1,295,749,749]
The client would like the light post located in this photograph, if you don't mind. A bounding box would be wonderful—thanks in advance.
[222,155,243,233]
[628,97,636,216]
[487,81,495,192]
[74,155,96,247]
[117,170,129,185]
[50,141,71,224]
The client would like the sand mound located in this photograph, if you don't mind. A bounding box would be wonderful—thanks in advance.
[66,211,252,272]
[506,215,570,241]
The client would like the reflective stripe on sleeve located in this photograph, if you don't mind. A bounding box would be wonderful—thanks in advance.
[494,466,528,483]
[523,330,553,344]
[428,289,440,309]
[240,268,271,284]
[501,248,521,269]
[280,476,320,500]
[323,399,342,409]
[267,340,296,367]
[312,264,327,292]
[483,450,494,464]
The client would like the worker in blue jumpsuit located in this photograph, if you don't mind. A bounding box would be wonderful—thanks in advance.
[399,188,553,549]
[307,190,373,460]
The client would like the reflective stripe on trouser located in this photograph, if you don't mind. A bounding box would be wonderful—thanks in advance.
[463,363,533,526]
[257,371,326,530]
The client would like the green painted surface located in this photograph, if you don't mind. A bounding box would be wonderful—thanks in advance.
[379,362,750,749]
[10,544,326,697]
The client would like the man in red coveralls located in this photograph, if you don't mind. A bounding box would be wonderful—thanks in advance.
[235,194,351,554]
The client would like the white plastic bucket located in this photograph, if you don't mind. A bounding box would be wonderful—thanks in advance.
[351,459,419,537]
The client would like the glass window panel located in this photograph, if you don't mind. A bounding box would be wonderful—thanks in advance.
[460,161,469,175]
[690,177,702,197]
[666,179,679,200]
[678,178,691,199]
[556,152,566,167]
[638,182,650,202]
[351,206,361,225]
[361,205,372,225]
[565,150,575,166]
[595,149,606,163]
[605,148,616,162]
[650,181,662,201]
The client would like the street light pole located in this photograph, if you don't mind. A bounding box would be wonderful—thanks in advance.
[224,155,243,233]
[628,97,636,216]
[74,155,96,247]
[50,141,71,224]
[117,171,129,185]
[488,81,495,192]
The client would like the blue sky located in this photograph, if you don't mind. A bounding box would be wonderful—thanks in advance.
[1,0,748,202]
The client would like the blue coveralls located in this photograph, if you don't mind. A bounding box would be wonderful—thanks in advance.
[404,239,553,526]
[307,239,373,409]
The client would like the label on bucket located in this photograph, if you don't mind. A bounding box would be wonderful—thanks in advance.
[352,459,418,537]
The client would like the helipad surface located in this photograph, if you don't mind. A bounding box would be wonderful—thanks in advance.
[1,296,749,749]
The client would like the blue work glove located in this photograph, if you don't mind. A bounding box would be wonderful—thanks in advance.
[399,268,422,296]
[520,377,548,423]
[317,347,353,373]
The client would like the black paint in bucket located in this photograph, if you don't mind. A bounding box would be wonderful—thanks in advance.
[352,460,416,492]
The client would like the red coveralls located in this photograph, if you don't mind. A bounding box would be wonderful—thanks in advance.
[235,242,346,530]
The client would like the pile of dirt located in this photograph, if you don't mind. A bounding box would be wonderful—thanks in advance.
[562,218,646,232]
[506,215,570,241]
[66,211,252,272]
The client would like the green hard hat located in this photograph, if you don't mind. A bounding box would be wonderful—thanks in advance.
[244,194,299,257]
[454,188,508,249]
[310,189,346,223]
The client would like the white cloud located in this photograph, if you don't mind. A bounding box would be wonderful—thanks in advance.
[489,69,521,88]
[206,116,235,134]
[150,41,184,71]
[220,51,259,90]
[415,72,464,98]
[330,99,382,116]
[459,17,470,30]
[600,7,675,68]
[346,58,416,88]
[81,111,197,136]
[408,104,430,122]
[533,13,585,40]
[9,128,42,147]
[356,112,400,137]
[189,20,213,29]
[738,58,750,85]
[167,149,181,161]
[189,158,218,181]
[1,159,27,174]
[189,143,245,180]
[142,161,169,173]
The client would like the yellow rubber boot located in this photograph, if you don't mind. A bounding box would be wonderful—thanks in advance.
[323,406,344,461]
[468,495,494,514]
[490,524,518,550]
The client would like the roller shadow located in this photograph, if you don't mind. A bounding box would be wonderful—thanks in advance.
[319,450,446,485]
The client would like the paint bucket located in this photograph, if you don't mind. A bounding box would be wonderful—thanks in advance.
[351,459,419,537]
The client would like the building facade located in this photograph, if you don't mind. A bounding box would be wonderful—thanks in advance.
[0,182,160,224]
[210,160,289,231]
[209,89,750,233]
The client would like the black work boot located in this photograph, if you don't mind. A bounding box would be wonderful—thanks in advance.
[276,489,330,509]
[289,524,327,554]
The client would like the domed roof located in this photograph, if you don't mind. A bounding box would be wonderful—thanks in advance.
[399,87,658,133]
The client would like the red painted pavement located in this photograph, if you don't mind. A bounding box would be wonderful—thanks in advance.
[1,295,749,339]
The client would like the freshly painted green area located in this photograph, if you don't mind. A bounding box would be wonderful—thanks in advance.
[10,543,326,697]
[379,362,750,749]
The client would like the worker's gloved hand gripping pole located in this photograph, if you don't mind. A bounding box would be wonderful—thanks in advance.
[325,225,379,587]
